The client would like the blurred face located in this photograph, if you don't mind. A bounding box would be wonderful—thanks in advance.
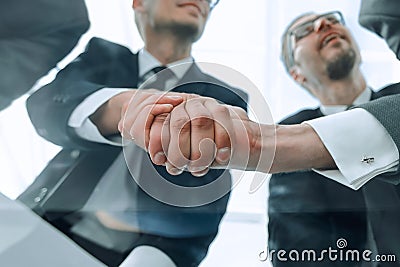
[290,12,361,81]
[137,0,212,41]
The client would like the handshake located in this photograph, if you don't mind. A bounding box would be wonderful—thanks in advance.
[117,90,276,177]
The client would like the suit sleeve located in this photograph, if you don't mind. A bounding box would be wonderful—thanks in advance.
[358,0,400,156]
[358,0,400,179]
[358,0,400,60]
[0,0,89,110]
[358,95,400,175]
[26,38,135,149]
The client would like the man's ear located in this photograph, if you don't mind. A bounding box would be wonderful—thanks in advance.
[133,0,145,11]
[289,67,306,85]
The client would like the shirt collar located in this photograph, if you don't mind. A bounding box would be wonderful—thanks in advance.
[320,87,372,115]
[138,49,194,81]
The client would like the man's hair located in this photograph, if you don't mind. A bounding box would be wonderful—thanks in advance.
[280,12,315,73]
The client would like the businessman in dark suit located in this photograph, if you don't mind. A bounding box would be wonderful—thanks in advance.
[27,0,247,266]
[0,0,89,110]
[268,10,400,266]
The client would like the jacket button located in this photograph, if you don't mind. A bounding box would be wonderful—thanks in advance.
[34,187,48,203]
[70,150,80,159]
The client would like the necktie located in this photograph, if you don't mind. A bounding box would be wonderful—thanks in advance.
[152,66,168,74]
[140,66,175,91]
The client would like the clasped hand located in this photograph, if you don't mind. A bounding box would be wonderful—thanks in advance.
[118,90,258,176]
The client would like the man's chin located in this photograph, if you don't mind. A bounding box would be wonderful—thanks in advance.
[171,22,204,40]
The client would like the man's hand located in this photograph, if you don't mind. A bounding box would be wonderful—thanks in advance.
[147,97,233,176]
[118,90,188,148]
[146,97,263,176]
[125,93,333,176]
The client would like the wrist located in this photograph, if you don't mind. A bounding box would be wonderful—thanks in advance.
[250,123,276,172]
[90,90,136,136]
[269,123,335,173]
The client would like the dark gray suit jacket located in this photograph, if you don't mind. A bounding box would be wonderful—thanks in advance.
[0,0,89,111]
[269,85,400,267]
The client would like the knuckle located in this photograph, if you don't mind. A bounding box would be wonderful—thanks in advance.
[186,93,200,100]
[190,151,202,161]
[170,116,189,130]
[190,116,213,130]
[216,129,230,140]
[153,113,168,123]
[213,105,229,115]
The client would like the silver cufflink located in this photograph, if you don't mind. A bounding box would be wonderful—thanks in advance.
[361,156,374,164]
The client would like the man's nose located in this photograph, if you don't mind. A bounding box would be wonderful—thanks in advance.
[314,18,333,33]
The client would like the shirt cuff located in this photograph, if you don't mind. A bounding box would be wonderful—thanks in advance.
[68,88,130,145]
[304,108,399,190]
[75,118,122,146]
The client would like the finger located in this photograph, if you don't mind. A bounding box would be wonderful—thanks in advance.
[118,101,130,138]
[120,93,182,140]
[148,113,170,165]
[163,113,183,175]
[203,100,234,165]
[130,104,173,149]
[191,167,210,177]
[119,93,160,138]
[167,102,191,170]
[166,161,184,176]
[185,98,215,173]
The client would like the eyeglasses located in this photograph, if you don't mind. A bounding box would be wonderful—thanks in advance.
[286,11,345,68]
[206,0,220,10]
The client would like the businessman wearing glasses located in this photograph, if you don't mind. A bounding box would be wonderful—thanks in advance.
[268,11,372,267]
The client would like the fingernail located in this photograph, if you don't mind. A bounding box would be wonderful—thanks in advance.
[166,163,184,175]
[169,167,183,175]
[216,147,231,164]
[153,152,166,165]
[188,165,208,173]
[162,104,173,109]
[191,168,209,177]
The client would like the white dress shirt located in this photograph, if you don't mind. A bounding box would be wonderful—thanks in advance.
[305,88,400,190]
[68,49,193,145]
